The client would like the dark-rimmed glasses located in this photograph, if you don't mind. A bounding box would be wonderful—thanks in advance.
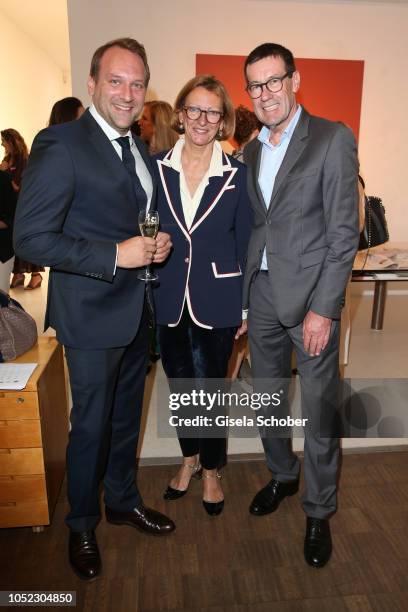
[183,106,223,124]
[246,72,293,99]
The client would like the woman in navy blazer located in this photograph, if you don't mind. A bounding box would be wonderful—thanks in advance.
[153,75,251,515]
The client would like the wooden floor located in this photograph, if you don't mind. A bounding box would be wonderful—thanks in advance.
[1,451,408,612]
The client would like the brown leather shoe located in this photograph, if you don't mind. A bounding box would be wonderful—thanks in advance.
[105,505,175,535]
[25,273,42,290]
[69,530,101,581]
[10,273,25,288]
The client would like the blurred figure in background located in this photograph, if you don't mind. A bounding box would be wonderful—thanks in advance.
[139,100,178,154]
[48,97,85,126]
[139,100,178,369]
[0,170,17,293]
[0,129,42,289]
[0,129,28,191]
[231,105,260,163]
[228,106,260,380]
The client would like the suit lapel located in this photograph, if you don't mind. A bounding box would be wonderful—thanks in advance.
[157,159,189,238]
[245,139,268,214]
[83,111,133,198]
[190,156,237,234]
[133,136,157,211]
[268,109,310,214]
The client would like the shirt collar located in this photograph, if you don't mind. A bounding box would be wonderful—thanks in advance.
[89,103,132,143]
[258,104,302,148]
[167,136,224,177]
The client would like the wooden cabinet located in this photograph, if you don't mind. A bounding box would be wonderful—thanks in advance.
[0,337,68,530]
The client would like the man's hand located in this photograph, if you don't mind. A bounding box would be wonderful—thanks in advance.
[117,236,156,268]
[235,320,248,340]
[153,231,172,263]
[303,310,332,356]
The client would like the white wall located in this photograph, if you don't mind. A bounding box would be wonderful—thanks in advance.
[0,9,70,148]
[68,0,408,242]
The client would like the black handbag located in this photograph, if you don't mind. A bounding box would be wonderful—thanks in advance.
[358,196,389,251]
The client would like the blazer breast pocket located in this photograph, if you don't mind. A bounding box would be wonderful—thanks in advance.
[286,168,319,183]
[211,261,242,278]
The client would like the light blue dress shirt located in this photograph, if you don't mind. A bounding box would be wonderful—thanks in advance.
[258,105,302,270]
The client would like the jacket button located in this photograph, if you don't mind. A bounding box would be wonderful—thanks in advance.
[184,257,189,263]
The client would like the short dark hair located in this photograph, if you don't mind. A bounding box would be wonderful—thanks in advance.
[90,37,150,85]
[48,97,83,126]
[234,105,260,147]
[244,43,296,81]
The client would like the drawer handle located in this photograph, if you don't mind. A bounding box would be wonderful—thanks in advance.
[17,397,25,404]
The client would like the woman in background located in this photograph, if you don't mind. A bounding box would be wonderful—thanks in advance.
[153,76,251,516]
[0,170,17,293]
[48,96,85,126]
[0,128,42,289]
[139,100,178,154]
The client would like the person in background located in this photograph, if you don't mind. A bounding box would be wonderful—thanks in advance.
[48,96,85,126]
[139,100,178,154]
[0,129,41,290]
[339,174,366,368]
[139,100,179,370]
[0,170,17,293]
[153,75,251,516]
[232,105,260,163]
[228,105,261,380]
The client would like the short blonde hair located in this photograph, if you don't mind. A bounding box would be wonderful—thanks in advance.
[172,75,235,140]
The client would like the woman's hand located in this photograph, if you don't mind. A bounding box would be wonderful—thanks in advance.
[235,320,248,340]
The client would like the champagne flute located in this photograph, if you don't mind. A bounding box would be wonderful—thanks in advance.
[138,209,159,281]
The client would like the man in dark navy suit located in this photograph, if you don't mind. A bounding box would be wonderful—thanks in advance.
[14,38,174,581]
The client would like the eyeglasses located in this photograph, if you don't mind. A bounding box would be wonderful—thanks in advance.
[183,105,223,124]
[245,72,293,99]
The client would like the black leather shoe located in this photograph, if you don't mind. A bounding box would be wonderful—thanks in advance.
[164,463,202,500]
[304,517,332,568]
[69,530,101,581]
[105,505,175,536]
[202,470,224,516]
[249,478,299,516]
[202,499,224,516]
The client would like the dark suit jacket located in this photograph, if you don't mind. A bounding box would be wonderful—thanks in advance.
[0,170,17,263]
[153,148,251,328]
[243,109,359,326]
[14,110,155,348]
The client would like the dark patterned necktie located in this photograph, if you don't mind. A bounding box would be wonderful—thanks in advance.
[115,136,147,209]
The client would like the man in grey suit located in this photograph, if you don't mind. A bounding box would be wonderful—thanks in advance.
[242,43,359,567]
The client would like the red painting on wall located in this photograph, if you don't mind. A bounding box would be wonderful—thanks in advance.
[196,54,364,141]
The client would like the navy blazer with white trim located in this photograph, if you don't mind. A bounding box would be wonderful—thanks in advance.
[153,148,251,328]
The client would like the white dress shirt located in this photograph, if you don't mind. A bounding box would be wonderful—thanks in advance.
[89,104,153,273]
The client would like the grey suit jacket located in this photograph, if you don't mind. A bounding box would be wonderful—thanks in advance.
[243,108,359,326]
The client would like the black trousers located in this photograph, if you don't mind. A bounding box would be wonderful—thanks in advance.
[157,306,236,470]
[64,305,149,532]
